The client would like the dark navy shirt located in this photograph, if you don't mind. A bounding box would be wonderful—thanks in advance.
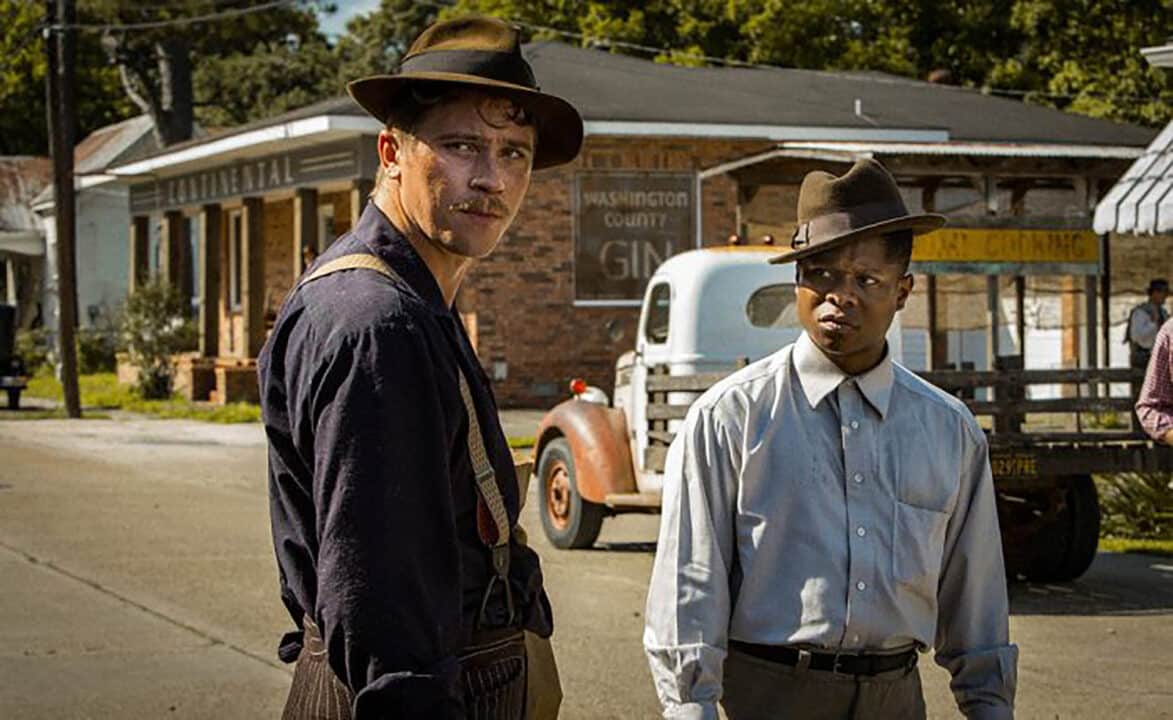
[259,202,548,719]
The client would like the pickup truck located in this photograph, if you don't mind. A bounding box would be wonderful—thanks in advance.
[530,247,1173,582]
[530,245,903,546]
[0,305,27,409]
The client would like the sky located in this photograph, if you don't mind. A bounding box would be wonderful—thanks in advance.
[318,0,382,38]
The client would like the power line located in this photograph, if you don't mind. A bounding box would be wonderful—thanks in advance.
[49,0,300,32]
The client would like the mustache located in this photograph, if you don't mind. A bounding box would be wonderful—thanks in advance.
[448,198,509,217]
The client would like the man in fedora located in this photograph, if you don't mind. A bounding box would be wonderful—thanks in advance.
[259,16,582,720]
[645,159,1017,719]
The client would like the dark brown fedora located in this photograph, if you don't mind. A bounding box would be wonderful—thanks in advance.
[347,16,583,170]
[769,158,946,264]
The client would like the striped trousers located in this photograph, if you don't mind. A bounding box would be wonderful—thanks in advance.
[281,617,527,720]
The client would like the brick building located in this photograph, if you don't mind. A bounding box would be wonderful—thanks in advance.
[106,42,1156,406]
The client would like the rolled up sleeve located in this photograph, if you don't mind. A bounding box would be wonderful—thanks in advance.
[644,404,740,720]
[1136,323,1173,441]
[310,324,464,719]
[934,425,1018,718]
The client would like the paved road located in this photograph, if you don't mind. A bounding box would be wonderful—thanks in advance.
[1,415,1171,719]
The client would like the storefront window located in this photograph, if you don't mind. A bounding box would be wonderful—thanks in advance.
[746,284,799,328]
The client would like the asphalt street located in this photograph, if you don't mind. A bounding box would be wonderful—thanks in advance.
[0,414,1171,719]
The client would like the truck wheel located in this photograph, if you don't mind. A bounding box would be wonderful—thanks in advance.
[6,389,19,410]
[1025,475,1100,582]
[538,437,604,549]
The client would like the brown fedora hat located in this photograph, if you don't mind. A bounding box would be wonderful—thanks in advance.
[347,16,583,170]
[769,158,946,264]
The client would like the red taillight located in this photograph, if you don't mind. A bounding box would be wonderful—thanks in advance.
[569,378,588,396]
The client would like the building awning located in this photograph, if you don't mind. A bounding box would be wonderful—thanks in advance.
[1093,122,1173,235]
[0,230,44,256]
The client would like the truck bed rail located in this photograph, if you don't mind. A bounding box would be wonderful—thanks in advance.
[642,363,1173,478]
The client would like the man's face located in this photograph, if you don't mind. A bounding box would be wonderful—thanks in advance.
[381,92,535,259]
[1152,288,1169,306]
[795,234,913,375]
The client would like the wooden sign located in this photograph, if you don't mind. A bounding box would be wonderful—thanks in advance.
[911,227,1100,276]
[573,172,696,303]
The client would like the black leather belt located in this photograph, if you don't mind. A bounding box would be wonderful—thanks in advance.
[730,640,918,676]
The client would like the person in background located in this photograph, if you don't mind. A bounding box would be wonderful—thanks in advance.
[1126,278,1169,372]
[300,244,318,274]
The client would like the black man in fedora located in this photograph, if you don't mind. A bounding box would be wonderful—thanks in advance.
[644,159,1017,719]
[259,16,583,720]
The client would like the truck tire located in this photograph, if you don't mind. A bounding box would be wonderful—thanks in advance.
[6,389,19,410]
[538,437,605,549]
[1025,475,1100,582]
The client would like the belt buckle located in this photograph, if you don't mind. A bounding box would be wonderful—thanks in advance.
[831,651,846,675]
[904,650,918,672]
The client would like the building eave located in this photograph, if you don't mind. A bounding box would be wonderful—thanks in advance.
[106,115,380,178]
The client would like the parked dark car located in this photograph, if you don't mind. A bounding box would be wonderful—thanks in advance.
[0,305,27,409]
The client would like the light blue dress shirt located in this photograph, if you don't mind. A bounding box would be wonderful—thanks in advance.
[644,333,1018,719]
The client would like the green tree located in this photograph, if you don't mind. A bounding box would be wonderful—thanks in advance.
[992,0,1172,127]
[332,0,439,79]
[81,0,334,144]
[446,0,1171,127]
[0,0,134,155]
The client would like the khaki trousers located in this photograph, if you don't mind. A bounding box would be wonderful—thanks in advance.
[721,646,927,720]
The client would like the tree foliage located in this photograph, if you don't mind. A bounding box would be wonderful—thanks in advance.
[4,0,1166,157]
[448,0,1172,127]
[80,0,334,145]
[0,0,134,156]
[333,0,439,80]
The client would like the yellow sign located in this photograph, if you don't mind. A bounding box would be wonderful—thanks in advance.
[912,228,1099,264]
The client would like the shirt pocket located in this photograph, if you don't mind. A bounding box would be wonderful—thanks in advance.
[892,500,950,602]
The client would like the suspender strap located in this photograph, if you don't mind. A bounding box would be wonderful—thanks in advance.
[298,253,514,621]
[299,253,397,287]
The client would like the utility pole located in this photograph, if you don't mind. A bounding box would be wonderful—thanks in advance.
[45,0,80,418]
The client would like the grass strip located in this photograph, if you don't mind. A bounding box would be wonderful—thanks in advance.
[25,371,261,423]
[1099,536,1173,557]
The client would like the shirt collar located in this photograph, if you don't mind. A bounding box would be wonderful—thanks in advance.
[792,332,894,419]
[353,200,451,316]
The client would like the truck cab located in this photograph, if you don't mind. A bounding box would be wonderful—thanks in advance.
[533,246,904,547]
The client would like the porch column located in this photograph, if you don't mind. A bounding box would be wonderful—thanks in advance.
[350,178,374,228]
[921,181,947,369]
[4,257,15,306]
[982,175,1000,369]
[198,204,221,358]
[294,188,319,276]
[128,215,150,293]
[1075,178,1098,374]
[241,197,266,357]
[1010,181,1030,358]
[161,210,193,302]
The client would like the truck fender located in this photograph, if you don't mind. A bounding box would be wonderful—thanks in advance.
[532,399,637,503]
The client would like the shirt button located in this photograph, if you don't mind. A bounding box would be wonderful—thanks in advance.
[852,634,861,644]
[853,473,863,483]
[850,420,860,430]
[856,581,867,591]
[856,527,867,537]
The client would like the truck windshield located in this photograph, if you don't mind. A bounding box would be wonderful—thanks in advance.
[746,283,799,328]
